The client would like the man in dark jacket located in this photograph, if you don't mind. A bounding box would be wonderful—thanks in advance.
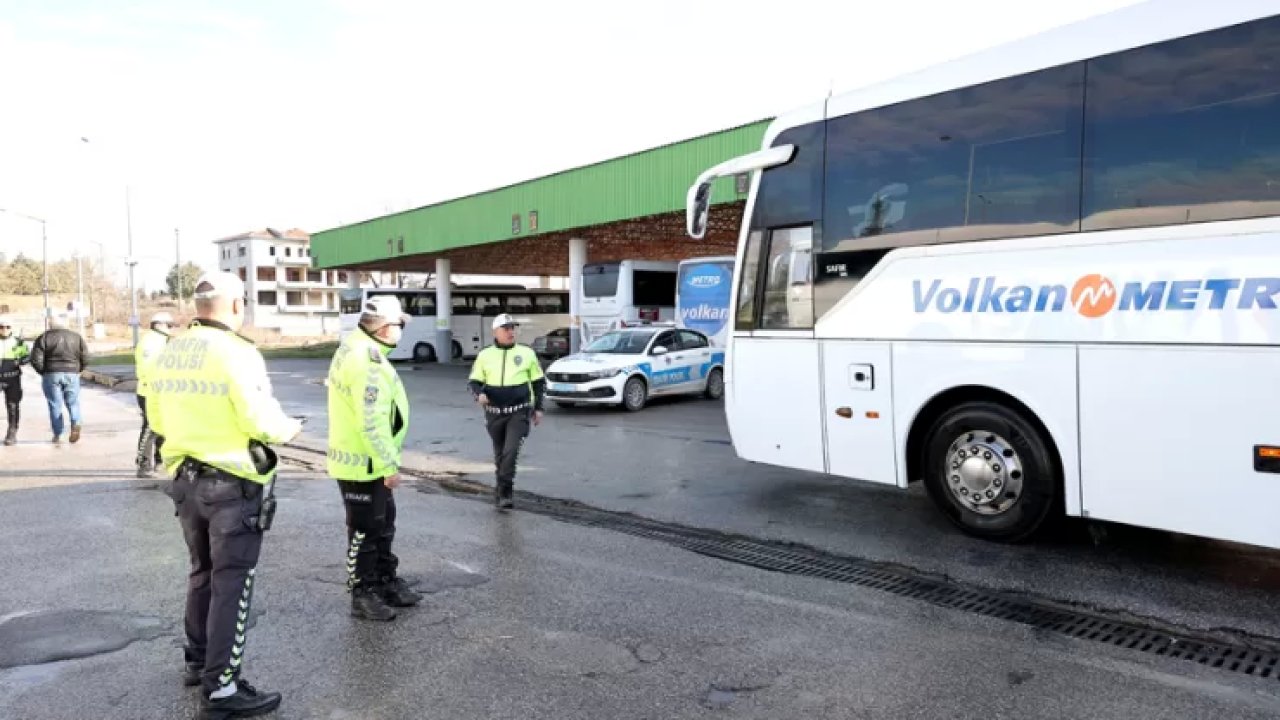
[30,313,90,444]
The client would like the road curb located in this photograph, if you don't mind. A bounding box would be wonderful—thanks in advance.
[81,369,136,392]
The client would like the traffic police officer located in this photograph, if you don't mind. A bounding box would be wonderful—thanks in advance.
[0,317,29,446]
[135,311,174,477]
[326,294,421,621]
[149,272,301,720]
[467,313,546,510]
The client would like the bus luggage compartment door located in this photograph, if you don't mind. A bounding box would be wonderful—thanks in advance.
[822,341,897,486]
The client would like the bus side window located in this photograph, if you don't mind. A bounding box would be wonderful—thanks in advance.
[505,294,534,314]
[735,230,765,331]
[759,226,814,330]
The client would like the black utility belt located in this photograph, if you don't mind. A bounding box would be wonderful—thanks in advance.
[485,403,530,415]
[178,458,242,481]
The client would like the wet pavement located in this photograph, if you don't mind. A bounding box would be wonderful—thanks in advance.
[1,368,1278,717]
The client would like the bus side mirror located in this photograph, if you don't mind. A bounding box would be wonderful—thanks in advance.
[686,181,712,240]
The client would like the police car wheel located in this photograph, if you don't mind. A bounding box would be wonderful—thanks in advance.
[921,401,1061,543]
[703,368,724,400]
[621,377,647,412]
[413,342,437,363]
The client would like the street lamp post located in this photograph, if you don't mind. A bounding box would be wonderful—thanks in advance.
[0,208,50,329]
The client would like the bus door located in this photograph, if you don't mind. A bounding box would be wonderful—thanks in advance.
[815,246,899,487]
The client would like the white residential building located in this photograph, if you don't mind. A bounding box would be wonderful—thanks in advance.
[214,228,360,336]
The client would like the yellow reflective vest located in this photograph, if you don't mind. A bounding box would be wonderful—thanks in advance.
[326,329,409,481]
[0,336,29,380]
[148,321,301,484]
[467,343,545,410]
[134,328,169,397]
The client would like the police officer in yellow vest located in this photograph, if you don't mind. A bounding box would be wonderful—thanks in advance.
[468,313,546,510]
[135,311,174,477]
[148,272,301,719]
[326,294,421,621]
[0,317,30,446]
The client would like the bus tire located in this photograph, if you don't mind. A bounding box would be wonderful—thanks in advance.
[621,376,647,412]
[452,341,463,360]
[703,368,724,400]
[921,401,1059,543]
[412,342,437,364]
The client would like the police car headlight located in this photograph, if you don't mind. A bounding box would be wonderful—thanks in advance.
[587,368,622,380]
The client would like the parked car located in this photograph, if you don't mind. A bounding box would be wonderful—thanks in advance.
[544,325,724,412]
[531,327,571,362]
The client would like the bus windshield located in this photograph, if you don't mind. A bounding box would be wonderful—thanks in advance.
[583,263,620,298]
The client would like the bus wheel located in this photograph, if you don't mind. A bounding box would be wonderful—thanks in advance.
[452,341,463,360]
[921,401,1059,543]
[621,377,647,412]
[703,368,724,400]
[412,342,437,363]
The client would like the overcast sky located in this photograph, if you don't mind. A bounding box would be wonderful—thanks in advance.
[0,0,1140,290]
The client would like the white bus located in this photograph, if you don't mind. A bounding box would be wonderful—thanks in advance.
[676,256,736,348]
[686,3,1280,548]
[580,260,678,344]
[340,286,571,362]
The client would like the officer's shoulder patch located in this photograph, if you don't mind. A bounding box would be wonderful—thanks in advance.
[367,346,383,364]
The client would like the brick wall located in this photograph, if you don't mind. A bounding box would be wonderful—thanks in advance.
[355,203,745,276]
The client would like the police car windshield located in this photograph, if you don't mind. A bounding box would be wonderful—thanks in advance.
[584,331,654,354]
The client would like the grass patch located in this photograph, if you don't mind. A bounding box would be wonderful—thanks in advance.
[89,342,338,366]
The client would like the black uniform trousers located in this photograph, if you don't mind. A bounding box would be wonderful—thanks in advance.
[337,479,398,592]
[168,465,266,694]
[485,407,531,496]
[135,395,163,468]
[1,374,21,424]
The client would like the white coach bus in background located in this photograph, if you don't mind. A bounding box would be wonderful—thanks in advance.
[686,3,1280,547]
[340,286,571,362]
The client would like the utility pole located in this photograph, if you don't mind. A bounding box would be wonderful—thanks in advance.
[76,253,84,336]
[175,228,182,312]
[126,186,138,348]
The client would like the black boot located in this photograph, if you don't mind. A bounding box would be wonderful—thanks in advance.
[498,483,514,510]
[182,661,201,687]
[351,587,396,621]
[200,678,282,719]
[381,577,422,608]
[4,404,17,446]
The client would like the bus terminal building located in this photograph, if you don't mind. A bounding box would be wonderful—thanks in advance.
[308,120,770,356]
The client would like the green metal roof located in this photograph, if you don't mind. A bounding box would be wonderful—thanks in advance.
[310,119,771,269]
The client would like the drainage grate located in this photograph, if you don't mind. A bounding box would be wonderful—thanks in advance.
[277,444,1280,682]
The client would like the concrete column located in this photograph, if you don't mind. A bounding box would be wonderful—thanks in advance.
[435,258,453,364]
[568,237,587,354]
[347,271,359,289]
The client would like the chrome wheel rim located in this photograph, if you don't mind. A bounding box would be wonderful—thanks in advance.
[943,429,1024,516]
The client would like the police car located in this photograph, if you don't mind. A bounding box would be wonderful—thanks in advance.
[544,324,725,412]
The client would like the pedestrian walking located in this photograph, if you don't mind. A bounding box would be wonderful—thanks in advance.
[149,272,302,719]
[467,313,546,510]
[135,311,174,477]
[29,312,88,444]
[326,294,421,621]
[0,317,30,446]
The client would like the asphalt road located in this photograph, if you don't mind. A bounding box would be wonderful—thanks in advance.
[2,375,1280,719]
[248,358,1280,644]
